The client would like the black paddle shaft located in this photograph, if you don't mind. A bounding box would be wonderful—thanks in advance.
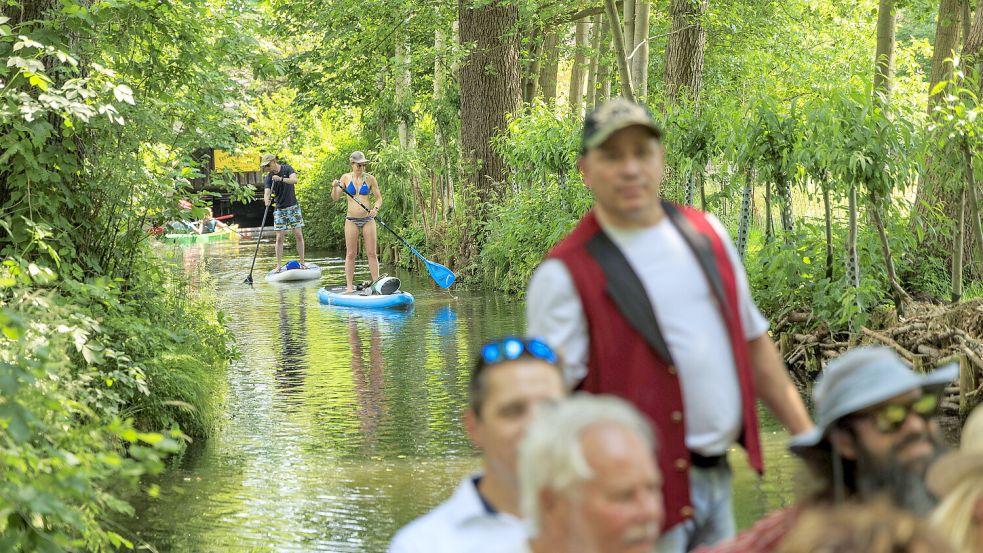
[244,180,281,284]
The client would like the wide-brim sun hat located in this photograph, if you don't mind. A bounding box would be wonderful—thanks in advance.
[788,346,958,455]
[927,404,983,497]
[349,151,369,164]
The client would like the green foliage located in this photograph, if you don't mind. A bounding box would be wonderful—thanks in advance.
[0,256,233,551]
[294,113,371,251]
[480,183,592,295]
[483,106,590,294]
[747,218,890,330]
[0,3,248,550]
[494,102,581,190]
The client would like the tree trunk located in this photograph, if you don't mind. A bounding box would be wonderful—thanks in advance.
[538,31,560,103]
[596,18,612,105]
[663,0,708,105]
[913,1,981,277]
[953,187,966,302]
[458,0,521,201]
[764,180,774,243]
[522,25,543,103]
[873,0,897,102]
[604,0,634,101]
[823,180,834,280]
[778,177,794,234]
[524,27,543,102]
[396,39,415,149]
[585,15,603,109]
[434,27,457,217]
[870,199,903,316]
[622,0,636,67]
[927,0,962,111]
[965,2,983,60]
[569,19,589,114]
[631,0,650,99]
[963,141,983,269]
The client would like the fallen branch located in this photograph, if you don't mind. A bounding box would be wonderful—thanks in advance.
[862,326,916,362]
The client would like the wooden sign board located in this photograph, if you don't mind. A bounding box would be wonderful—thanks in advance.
[214,149,262,172]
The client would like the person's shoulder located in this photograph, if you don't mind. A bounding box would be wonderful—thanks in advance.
[388,499,457,551]
[283,163,296,173]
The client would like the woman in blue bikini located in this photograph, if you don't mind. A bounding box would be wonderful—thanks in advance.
[332,151,383,293]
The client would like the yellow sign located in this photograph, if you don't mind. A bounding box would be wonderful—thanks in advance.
[214,149,262,172]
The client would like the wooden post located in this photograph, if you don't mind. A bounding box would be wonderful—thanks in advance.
[911,354,927,374]
[778,333,790,359]
[805,344,823,376]
[959,354,973,416]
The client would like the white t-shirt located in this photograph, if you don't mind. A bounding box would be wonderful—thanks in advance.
[389,474,527,553]
[526,214,768,455]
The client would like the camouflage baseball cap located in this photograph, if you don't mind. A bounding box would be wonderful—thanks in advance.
[580,98,663,154]
[260,153,276,168]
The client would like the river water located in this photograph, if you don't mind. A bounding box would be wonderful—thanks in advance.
[127,239,805,552]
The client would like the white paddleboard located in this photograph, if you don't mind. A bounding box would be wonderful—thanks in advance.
[265,263,323,282]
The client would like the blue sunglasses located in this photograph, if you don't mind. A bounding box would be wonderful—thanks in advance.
[479,337,557,366]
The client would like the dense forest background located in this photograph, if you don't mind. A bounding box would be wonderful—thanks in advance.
[3,0,983,550]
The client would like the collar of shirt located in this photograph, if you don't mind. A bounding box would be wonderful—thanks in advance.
[445,473,512,527]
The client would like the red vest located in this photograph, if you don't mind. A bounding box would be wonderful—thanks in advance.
[547,206,763,530]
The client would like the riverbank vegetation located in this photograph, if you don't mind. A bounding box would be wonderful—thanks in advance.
[1,2,252,549]
[4,0,983,550]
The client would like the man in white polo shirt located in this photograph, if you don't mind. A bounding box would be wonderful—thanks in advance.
[388,337,566,553]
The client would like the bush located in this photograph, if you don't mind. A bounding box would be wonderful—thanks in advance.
[0,254,234,551]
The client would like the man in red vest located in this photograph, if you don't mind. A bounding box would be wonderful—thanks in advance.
[526,98,814,553]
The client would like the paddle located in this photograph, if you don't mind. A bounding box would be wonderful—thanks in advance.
[336,181,456,288]
[244,182,279,285]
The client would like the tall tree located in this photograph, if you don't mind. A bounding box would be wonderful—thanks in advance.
[458,0,521,200]
[395,39,415,149]
[604,0,635,100]
[631,0,650,99]
[872,0,896,101]
[663,0,708,105]
[586,15,603,109]
[538,30,560,103]
[927,0,962,110]
[569,19,590,113]
[523,26,542,102]
[595,16,612,105]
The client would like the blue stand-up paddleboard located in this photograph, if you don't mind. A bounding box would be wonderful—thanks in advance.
[317,276,414,309]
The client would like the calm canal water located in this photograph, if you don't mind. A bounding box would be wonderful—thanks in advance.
[126,239,807,552]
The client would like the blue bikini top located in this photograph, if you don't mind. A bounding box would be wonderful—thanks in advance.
[347,178,369,196]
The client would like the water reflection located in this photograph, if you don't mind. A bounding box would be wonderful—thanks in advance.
[275,285,309,404]
[126,242,801,552]
[346,310,385,442]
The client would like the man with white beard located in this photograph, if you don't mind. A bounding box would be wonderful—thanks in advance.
[503,394,664,553]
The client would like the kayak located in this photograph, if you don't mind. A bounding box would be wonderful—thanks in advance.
[162,226,239,245]
[317,286,415,309]
[265,263,323,283]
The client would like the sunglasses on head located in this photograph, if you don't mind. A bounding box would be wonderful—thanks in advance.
[479,337,557,367]
[851,392,940,433]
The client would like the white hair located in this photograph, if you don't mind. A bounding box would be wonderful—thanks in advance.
[518,393,656,533]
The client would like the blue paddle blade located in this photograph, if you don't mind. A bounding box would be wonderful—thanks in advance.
[403,242,456,288]
[425,259,457,289]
